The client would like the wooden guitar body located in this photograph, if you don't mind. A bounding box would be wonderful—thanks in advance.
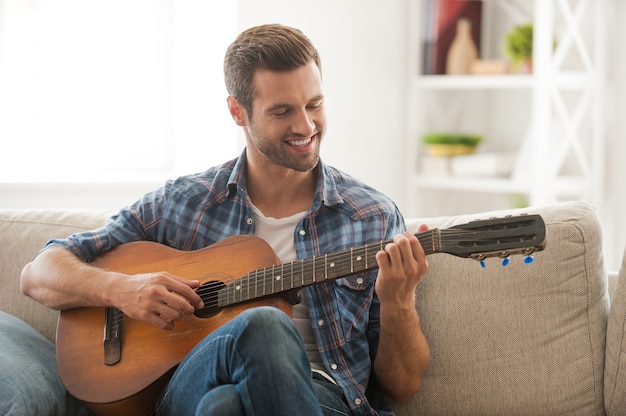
[56,236,289,416]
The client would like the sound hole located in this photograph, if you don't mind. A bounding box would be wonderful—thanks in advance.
[194,280,226,318]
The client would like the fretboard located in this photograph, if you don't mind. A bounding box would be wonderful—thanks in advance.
[218,241,388,307]
[217,230,437,307]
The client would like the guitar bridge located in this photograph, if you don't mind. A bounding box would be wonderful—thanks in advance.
[103,307,123,365]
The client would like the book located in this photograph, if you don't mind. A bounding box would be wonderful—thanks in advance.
[422,0,483,75]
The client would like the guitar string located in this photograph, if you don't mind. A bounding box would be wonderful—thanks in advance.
[107,226,538,323]
[193,227,538,305]
[107,232,427,324]
[192,227,537,306]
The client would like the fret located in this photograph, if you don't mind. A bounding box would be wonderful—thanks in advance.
[317,257,321,282]
[365,244,368,269]
[247,269,252,300]
[236,276,242,303]
[256,267,261,298]
[247,269,252,301]
[350,247,354,273]
[289,261,294,289]
[261,267,266,297]
[354,248,363,271]
[264,267,269,296]
[251,269,256,301]
[250,272,254,299]
[242,271,247,302]
[324,253,328,281]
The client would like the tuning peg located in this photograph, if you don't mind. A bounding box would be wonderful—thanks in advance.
[501,257,511,267]
[524,255,535,264]
[480,260,487,268]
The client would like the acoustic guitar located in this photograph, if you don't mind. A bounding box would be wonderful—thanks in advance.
[56,214,546,415]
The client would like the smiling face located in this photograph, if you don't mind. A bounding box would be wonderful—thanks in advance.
[229,61,326,173]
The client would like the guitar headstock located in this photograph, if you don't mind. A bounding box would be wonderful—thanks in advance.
[426,214,546,265]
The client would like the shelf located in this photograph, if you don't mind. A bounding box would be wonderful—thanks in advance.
[405,0,605,216]
[415,71,592,90]
[416,75,533,90]
[413,175,587,196]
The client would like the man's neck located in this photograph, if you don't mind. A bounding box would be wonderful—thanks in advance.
[246,164,317,219]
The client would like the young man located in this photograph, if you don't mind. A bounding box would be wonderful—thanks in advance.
[21,24,430,415]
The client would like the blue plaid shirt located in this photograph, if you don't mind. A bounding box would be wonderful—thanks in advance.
[47,150,407,415]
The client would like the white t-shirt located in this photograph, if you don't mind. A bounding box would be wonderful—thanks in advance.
[251,204,330,378]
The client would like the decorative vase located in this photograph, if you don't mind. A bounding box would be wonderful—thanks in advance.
[446,18,478,75]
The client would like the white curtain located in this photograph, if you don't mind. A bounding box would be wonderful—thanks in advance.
[0,0,239,183]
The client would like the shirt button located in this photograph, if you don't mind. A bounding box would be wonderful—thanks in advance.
[330,363,338,370]
[299,229,306,236]
[246,218,253,225]
[317,319,324,327]
[356,277,364,285]
[354,398,362,405]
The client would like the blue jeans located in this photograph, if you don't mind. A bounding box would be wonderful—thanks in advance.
[156,307,351,416]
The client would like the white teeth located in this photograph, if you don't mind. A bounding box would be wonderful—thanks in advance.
[288,138,312,146]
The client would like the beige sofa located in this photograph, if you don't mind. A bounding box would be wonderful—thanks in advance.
[0,201,625,415]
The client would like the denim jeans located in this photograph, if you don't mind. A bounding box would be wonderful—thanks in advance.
[156,307,351,416]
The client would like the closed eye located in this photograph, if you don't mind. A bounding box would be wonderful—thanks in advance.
[307,98,324,110]
[272,108,290,116]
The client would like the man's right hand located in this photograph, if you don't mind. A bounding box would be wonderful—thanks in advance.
[21,246,204,330]
[115,272,204,330]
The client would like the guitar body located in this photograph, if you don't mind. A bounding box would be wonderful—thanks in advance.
[56,236,290,416]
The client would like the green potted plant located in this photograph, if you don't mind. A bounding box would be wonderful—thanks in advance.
[504,23,533,72]
[421,132,483,157]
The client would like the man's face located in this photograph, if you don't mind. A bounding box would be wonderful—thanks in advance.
[241,61,326,173]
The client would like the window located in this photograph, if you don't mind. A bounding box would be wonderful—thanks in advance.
[0,0,240,183]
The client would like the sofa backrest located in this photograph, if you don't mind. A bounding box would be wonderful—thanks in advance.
[0,209,110,342]
[392,201,609,416]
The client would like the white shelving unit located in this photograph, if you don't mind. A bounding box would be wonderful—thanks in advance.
[405,0,606,217]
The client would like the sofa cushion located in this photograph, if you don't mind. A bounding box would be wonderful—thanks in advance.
[604,244,626,415]
[0,311,80,416]
[392,201,608,416]
[0,209,110,342]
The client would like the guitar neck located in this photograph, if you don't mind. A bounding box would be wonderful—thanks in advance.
[217,230,435,307]
[216,213,547,307]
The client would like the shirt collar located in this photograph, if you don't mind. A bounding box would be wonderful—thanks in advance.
[227,148,344,209]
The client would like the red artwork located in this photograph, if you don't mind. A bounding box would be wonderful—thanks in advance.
[422,0,482,74]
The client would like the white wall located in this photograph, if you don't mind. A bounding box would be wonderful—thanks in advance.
[236,0,410,210]
[0,0,410,211]
[603,0,626,271]
[1,0,624,270]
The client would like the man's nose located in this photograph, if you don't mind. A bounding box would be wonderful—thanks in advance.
[292,109,315,136]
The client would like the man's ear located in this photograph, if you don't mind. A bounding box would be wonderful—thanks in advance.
[227,96,247,126]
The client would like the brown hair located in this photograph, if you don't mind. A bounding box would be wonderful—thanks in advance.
[224,24,322,116]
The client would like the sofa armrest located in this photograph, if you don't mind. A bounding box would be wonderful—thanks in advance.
[392,201,608,416]
[0,209,110,343]
[604,245,626,416]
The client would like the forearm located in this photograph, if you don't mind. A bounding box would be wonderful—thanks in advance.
[21,245,204,330]
[20,246,119,310]
[374,303,430,402]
